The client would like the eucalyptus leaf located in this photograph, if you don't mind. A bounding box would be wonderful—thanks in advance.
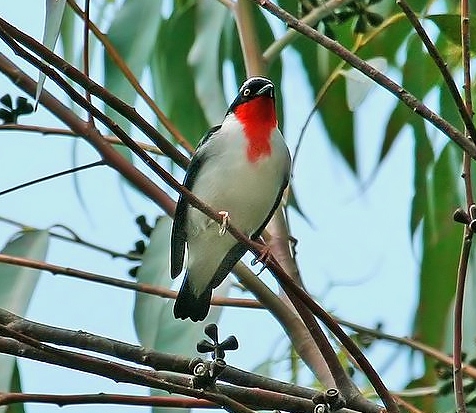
[5,361,25,413]
[0,230,49,413]
[104,0,163,155]
[413,144,462,405]
[188,0,228,125]
[342,57,387,111]
[426,14,476,53]
[150,3,209,147]
[35,0,67,106]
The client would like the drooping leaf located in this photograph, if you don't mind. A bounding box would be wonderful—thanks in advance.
[35,0,67,106]
[380,34,441,163]
[293,34,356,172]
[426,14,476,53]
[409,117,434,236]
[0,230,49,413]
[342,57,387,111]
[413,144,463,409]
[188,0,228,125]
[150,3,209,148]
[104,0,163,158]
[5,361,25,413]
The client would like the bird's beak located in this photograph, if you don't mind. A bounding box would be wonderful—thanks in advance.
[256,83,274,98]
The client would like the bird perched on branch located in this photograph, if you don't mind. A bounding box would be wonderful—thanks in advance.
[171,77,291,321]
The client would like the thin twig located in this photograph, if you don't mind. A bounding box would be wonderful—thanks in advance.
[0,160,104,196]
[82,0,94,126]
[0,124,164,155]
[453,0,474,411]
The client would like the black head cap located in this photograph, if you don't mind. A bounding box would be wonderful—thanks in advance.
[227,77,275,114]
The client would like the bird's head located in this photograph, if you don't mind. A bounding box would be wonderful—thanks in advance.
[227,77,278,162]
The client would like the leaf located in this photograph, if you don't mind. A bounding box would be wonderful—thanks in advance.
[426,14,476,53]
[412,144,462,407]
[0,230,49,413]
[380,34,441,163]
[104,0,163,157]
[188,0,228,125]
[342,57,387,111]
[150,3,209,148]
[292,36,356,172]
[409,117,434,236]
[35,0,67,106]
[5,361,25,413]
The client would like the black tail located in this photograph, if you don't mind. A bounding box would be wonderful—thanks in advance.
[174,277,212,322]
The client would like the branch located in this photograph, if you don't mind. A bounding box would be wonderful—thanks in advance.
[0,253,261,309]
[0,309,320,412]
[251,0,476,159]
[0,393,217,409]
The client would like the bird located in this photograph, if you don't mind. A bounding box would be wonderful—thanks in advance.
[170,76,291,321]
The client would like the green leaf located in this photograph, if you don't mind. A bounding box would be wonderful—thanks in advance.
[342,57,387,111]
[188,0,228,125]
[413,144,462,401]
[150,3,209,147]
[292,33,356,172]
[35,0,67,106]
[410,117,434,236]
[104,0,163,156]
[426,14,476,53]
[5,361,25,413]
[0,230,49,413]
[380,34,441,163]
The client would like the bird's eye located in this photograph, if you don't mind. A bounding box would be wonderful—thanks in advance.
[243,88,251,97]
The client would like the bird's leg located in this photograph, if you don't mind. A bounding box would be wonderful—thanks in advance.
[218,211,230,236]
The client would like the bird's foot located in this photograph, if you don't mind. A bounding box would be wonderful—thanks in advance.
[218,211,230,236]
[251,246,271,275]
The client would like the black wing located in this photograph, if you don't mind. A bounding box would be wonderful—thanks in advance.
[170,125,222,279]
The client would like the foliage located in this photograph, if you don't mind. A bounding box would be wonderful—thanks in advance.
[0,0,475,413]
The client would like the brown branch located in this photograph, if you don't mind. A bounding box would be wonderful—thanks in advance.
[0,309,322,402]
[251,0,476,160]
[0,393,218,409]
[0,253,261,309]
[0,52,176,217]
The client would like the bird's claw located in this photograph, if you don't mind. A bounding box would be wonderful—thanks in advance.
[218,211,230,236]
[251,246,271,275]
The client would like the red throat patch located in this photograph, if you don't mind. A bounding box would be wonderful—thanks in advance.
[234,96,277,163]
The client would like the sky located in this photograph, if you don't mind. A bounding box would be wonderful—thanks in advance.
[0,2,420,413]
